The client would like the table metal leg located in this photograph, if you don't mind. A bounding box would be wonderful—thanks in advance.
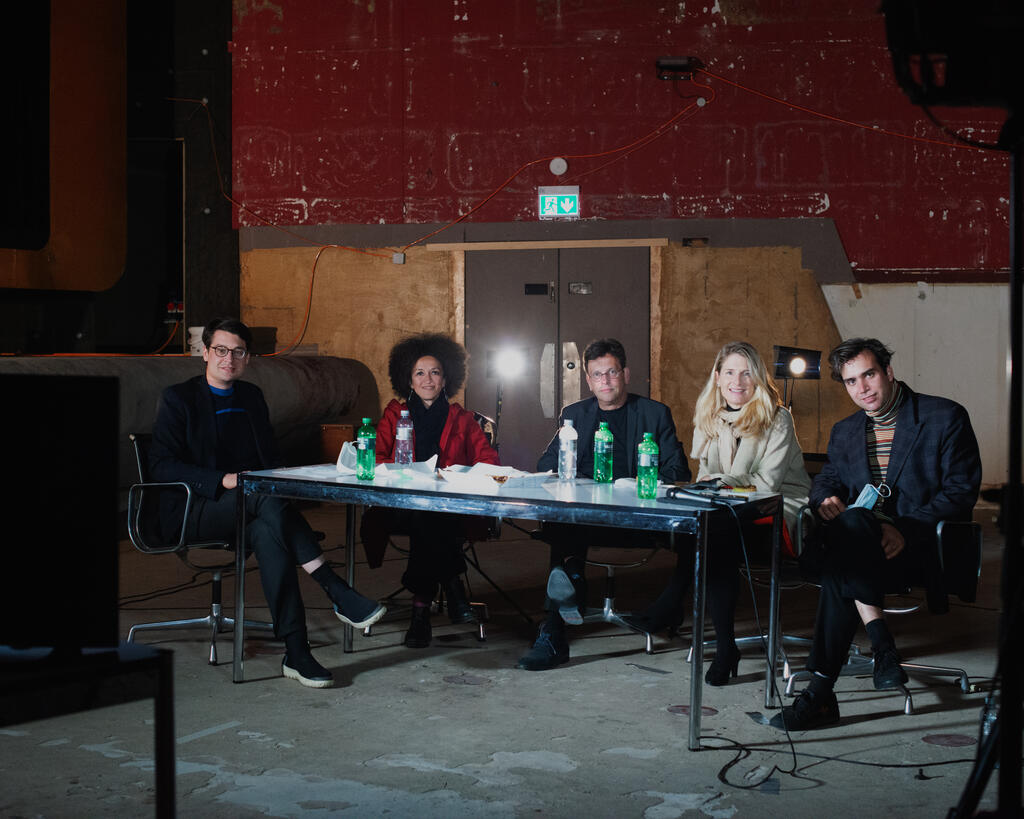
[343,503,356,653]
[233,486,248,683]
[688,509,709,751]
[765,498,782,709]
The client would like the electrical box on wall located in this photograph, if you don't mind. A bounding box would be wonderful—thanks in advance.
[538,186,580,220]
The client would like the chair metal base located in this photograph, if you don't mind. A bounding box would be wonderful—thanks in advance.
[127,607,274,665]
[784,652,971,715]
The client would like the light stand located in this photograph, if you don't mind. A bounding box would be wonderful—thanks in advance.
[488,347,526,451]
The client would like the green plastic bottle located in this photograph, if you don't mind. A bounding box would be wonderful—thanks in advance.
[637,432,659,499]
[356,417,376,480]
[593,421,614,483]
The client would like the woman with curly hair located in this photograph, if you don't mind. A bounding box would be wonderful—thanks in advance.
[361,333,500,648]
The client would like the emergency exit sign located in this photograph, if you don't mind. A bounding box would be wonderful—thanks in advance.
[538,186,580,220]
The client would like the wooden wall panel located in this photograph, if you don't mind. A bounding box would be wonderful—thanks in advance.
[657,243,848,457]
[240,246,459,415]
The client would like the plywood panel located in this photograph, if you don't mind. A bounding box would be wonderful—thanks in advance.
[240,246,459,416]
[657,242,849,460]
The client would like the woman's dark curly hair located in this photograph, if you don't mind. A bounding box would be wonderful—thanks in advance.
[388,333,468,397]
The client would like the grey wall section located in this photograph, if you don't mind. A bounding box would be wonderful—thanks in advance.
[0,355,370,488]
[239,217,854,284]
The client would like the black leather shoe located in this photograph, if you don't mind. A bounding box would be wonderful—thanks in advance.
[872,645,909,690]
[769,688,840,731]
[517,624,570,671]
[443,576,478,625]
[705,643,741,686]
[404,606,432,648]
[547,566,585,625]
[282,652,334,689]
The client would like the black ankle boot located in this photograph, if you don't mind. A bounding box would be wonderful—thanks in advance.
[404,606,432,648]
[442,576,477,624]
[704,642,741,686]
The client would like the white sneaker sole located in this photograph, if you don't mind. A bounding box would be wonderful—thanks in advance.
[282,662,334,689]
[334,602,387,629]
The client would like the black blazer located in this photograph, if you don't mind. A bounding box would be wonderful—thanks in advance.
[149,375,280,529]
[810,385,981,611]
[537,393,690,482]
[810,385,980,527]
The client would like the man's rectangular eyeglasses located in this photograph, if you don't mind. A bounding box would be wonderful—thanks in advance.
[589,368,622,381]
[210,345,249,360]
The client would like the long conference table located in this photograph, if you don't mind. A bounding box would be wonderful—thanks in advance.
[236,465,783,751]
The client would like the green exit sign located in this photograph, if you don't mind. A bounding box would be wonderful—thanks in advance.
[538,186,580,220]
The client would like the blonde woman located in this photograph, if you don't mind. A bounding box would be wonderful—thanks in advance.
[689,341,810,684]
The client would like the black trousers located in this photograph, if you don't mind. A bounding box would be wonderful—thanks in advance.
[361,508,467,599]
[805,507,930,679]
[186,490,323,642]
[540,515,768,642]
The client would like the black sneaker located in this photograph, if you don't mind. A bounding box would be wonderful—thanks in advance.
[547,566,584,626]
[517,624,570,671]
[404,606,432,648]
[769,688,840,731]
[872,645,909,690]
[282,652,334,689]
[333,597,387,629]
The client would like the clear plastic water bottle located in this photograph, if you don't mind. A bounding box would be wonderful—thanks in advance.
[557,418,577,482]
[637,432,659,499]
[394,409,414,466]
[356,417,376,480]
[593,421,614,483]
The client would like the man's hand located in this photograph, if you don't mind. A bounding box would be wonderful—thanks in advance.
[879,523,905,559]
[221,472,238,490]
[816,496,847,521]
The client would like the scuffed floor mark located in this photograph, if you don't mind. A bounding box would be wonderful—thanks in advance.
[177,721,243,744]
[602,747,661,759]
[73,741,520,817]
[366,750,577,788]
[634,789,737,819]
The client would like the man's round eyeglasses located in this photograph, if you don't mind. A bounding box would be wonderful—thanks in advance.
[210,345,249,360]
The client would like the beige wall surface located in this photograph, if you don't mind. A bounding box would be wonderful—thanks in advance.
[242,240,850,475]
[240,245,461,416]
[656,243,849,463]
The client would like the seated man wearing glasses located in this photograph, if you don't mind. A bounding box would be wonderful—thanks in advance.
[149,317,385,688]
[517,337,691,671]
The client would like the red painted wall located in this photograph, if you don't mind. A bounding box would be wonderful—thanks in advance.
[231,0,1009,276]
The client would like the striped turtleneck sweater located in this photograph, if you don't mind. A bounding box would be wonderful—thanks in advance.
[866,380,905,485]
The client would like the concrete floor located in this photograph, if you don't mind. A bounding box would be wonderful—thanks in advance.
[0,500,1010,817]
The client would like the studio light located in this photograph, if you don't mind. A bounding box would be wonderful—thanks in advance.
[772,345,821,408]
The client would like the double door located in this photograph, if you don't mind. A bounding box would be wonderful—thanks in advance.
[464,246,650,471]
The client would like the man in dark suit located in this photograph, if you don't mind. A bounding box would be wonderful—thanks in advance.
[150,317,385,688]
[773,338,981,730]
[517,337,691,670]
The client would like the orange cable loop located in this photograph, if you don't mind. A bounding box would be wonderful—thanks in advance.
[695,67,989,153]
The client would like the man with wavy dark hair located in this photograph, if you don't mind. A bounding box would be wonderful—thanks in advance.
[150,317,385,688]
[773,337,981,730]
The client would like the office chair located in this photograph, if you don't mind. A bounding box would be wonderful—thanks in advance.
[784,515,982,714]
[125,433,274,664]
